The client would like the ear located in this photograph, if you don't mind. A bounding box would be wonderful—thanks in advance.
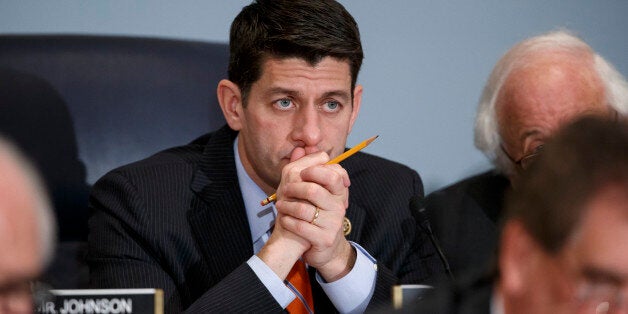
[217,79,244,131]
[347,84,363,134]
[499,220,543,297]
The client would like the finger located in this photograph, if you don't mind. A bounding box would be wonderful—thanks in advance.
[300,164,350,195]
[279,214,336,243]
[324,164,351,188]
[277,201,344,237]
[289,146,306,163]
[280,213,345,251]
[266,221,310,252]
[278,151,330,195]
[286,150,329,168]
[279,181,347,214]
[275,200,320,223]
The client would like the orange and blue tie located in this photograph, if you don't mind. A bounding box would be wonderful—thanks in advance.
[285,259,314,314]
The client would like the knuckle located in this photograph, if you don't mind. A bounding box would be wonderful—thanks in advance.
[280,164,292,177]
[338,204,347,214]
[305,184,318,200]
[329,170,341,183]
[318,151,330,163]
[276,183,289,199]
[340,167,349,177]
[297,203,310,219]
[321,236,334,247]
[295,221,307,234]
[282,165,300,181]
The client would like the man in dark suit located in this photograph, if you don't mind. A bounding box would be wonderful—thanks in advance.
[88,1,441,312]
[425,30,628,278]
[416,117,628,313]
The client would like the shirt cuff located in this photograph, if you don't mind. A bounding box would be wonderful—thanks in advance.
[315,242,377,313]
[247,255,295,308]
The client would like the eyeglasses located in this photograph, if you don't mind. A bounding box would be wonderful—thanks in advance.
[501,144,544,171]
[500,110,622,172]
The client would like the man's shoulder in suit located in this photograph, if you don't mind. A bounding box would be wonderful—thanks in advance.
[426,169,509,224]
[423,170,510,276]
[344,151,422,188]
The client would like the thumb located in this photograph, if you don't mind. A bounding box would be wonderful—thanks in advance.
[290,147,306,162]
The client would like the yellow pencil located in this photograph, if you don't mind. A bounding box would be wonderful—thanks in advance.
[260,135,379,206]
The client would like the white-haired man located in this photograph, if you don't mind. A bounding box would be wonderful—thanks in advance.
[425,29,628,278]
[0,136,56,313]
[413,116,628,314]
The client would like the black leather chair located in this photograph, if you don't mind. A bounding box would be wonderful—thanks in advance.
[0,34,228,288]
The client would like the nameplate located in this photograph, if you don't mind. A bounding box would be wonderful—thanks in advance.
[36,288,163,314]
[392,284,434,309]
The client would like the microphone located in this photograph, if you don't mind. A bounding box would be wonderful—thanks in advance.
[409,195,454,282]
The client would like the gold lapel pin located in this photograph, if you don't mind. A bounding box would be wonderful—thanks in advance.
[343,217,352,236]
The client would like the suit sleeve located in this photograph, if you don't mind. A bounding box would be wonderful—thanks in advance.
[87,170,283,313]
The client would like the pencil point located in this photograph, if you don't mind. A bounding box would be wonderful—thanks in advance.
[366,135,378,144]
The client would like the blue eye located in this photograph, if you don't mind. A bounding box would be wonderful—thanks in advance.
[323,101,340,112]
[275,99,293,110]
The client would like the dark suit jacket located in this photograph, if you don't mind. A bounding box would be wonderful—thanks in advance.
[424,170,510,277]
[88,125,442,313]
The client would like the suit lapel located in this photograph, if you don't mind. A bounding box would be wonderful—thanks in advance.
[343,157,369,243]
[187,126,253,286]
[345,201,366,243]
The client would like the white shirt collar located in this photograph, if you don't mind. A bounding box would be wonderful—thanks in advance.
[490,286,504,314]
[233,136,276,247]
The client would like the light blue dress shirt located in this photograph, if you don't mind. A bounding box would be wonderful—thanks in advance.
[233,137,377,313]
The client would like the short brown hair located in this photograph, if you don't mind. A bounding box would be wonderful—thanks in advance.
[228,0,364,106]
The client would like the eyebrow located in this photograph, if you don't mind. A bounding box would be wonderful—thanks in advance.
[582,266,625,286]
[321,90,351,101]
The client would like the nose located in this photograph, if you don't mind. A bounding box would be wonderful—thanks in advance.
[291,106,322,154]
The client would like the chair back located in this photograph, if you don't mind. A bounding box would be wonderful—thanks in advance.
[0,34,229,288]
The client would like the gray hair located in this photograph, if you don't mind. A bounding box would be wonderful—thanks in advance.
[0,136,56,267]
[474,29,628,176]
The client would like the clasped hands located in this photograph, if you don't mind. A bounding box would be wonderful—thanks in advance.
[257,149,356,283]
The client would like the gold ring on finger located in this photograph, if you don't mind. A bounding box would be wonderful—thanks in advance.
[310,207,320,225]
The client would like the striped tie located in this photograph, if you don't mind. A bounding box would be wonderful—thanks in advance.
[285,259,314,314]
